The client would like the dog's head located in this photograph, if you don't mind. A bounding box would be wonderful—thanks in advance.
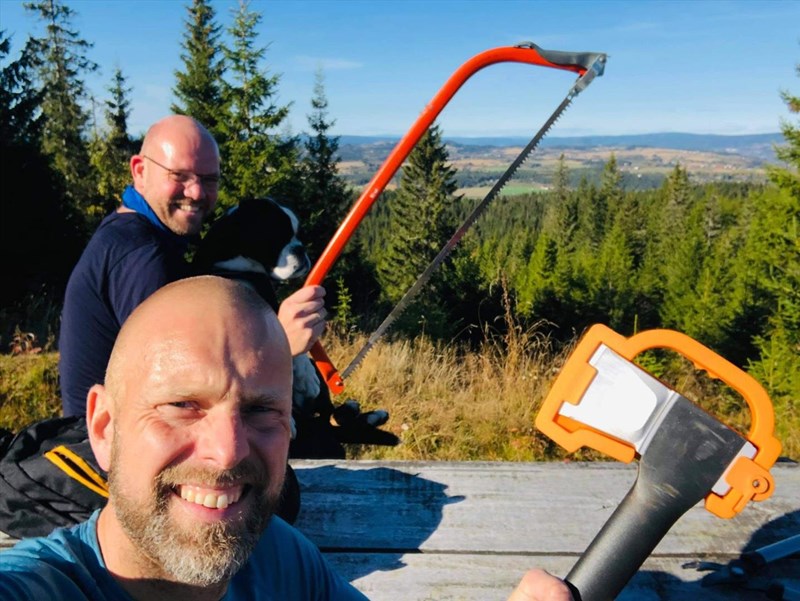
[195,197,311,282]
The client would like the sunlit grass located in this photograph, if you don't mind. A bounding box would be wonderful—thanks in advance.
[1,332,796,462]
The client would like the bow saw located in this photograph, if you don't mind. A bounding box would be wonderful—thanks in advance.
[304,43,608,394]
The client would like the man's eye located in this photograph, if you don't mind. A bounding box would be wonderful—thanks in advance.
[245,404,277,414]
[167,400,196,410]
[200,175,220,186]
[169,171,192,183]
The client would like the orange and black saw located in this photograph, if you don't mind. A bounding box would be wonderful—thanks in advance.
[305,43,607,394]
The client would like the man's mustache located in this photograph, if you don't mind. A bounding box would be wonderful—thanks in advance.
[155,460,268,492]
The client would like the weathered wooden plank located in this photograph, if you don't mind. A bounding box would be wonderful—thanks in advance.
[325,553,800,601]
[2,460,798,601]
[292,461,800,556]
[291,460,800,600]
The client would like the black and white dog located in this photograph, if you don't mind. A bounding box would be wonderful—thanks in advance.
[193,197,397,458]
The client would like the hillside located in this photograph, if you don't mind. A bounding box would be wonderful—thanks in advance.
[335,132,782,195]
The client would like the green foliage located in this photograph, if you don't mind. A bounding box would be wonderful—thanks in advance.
[217,0,297,208]
[373,124,462,338]
[745,58,800,429]
[0,30,85,343]
[376,125,459,298]
[89,67,136,220]
[297,69,351,260]
[172,0,225,137]
[330,276,355,337]
[0,31,42,145]
[23,0,97,226]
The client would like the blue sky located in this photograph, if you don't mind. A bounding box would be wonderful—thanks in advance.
[1,0,798,138]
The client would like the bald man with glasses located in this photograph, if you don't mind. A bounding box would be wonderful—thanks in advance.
[58,115,327,418]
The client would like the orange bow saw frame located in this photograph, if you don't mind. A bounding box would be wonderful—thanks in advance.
[304,43,604,393]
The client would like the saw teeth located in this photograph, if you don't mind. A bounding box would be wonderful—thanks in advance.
[342,94,580,380]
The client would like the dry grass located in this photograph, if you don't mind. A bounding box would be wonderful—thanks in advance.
[0,329,796,463]
[0,353,61,432]
[322,302,798,462]
[325,301,601,462]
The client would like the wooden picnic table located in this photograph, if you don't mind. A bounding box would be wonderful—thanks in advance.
[291,460,800,601]
[2,460,798,599]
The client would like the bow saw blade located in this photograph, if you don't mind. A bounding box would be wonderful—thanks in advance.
[341,53,607,380]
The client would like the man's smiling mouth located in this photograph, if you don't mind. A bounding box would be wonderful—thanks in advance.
[176,484,245,510]
[173,202,205,214]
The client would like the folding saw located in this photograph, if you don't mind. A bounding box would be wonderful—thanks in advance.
[304,43,608,393]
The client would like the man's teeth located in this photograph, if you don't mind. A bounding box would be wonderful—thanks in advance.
[178,486,242,509]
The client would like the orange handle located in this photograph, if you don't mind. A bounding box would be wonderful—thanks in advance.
[307,44,594,393]
[535,324,781,518]
[310,342,344,394]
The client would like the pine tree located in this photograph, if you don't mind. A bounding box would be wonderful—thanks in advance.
[0,31,42,145]
[747,58,800,414]
[635,165,692,327]
[219,0,297,207]
[550,155,580,284]
[23,0,98,221]
[593,153,623,239]
[376,125,459,300]
[553,153,570,204]
[172,0,225,137]
[587,215,635,331]
[89,67,135,218]
[1,30,85,335]
[298,69,351,259]
[375,124,461,336]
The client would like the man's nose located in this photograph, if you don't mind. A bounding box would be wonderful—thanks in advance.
[183,177,207,200]
[197,410,249,469]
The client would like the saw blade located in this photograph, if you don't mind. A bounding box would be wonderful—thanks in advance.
[341,54,606,380]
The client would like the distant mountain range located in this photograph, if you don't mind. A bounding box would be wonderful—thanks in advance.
[336,132,784,161]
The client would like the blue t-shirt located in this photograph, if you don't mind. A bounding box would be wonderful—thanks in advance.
[58,211,190,417]
[0,510,367,600]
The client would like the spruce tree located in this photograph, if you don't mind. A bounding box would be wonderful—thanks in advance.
[0,31,42,145]
[23,0,97,223]
[376,124,459,299]
[1,30,84,336]
[172,0,225,137]
[299,69,351,259]
[592,153,625,237]
[550,155,580,282]
[89,67,136,218]
[747,58,800,412]
[375,124,460,336]
[219,0,296,207]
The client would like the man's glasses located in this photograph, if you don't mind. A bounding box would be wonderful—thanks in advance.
[142,155,220,188]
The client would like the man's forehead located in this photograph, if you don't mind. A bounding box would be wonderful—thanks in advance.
[123,333,291,397]
[110,277,290,386]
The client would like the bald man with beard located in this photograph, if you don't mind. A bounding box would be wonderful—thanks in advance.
[2,277,572,601]
[58,115,327,418]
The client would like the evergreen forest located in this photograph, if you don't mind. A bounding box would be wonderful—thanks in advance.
[1,0,797,453]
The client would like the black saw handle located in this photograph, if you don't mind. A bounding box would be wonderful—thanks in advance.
[565,398,745,601]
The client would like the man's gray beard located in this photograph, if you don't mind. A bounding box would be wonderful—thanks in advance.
[108,443,282,587]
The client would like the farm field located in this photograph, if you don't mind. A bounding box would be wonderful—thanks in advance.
[337,141,770,197]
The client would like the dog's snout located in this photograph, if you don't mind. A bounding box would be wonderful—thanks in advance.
[271,240,311,281]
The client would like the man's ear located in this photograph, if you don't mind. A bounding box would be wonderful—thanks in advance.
[130,154,145,184]
[87,384,114,472]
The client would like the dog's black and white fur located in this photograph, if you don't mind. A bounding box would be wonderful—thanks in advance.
[193,197,311,310]
[193,197,396,459]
